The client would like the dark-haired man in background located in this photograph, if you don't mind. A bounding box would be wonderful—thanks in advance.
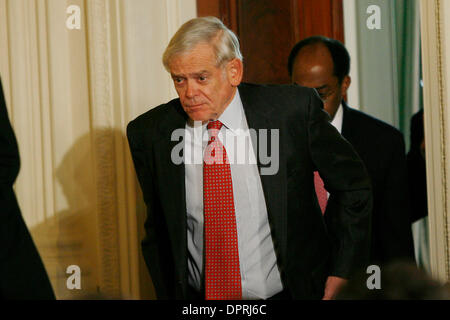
[287,36,415,266]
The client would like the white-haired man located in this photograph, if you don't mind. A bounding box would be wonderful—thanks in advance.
[127,16,372,300]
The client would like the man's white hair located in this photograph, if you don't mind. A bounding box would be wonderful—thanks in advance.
[162,16,243,71]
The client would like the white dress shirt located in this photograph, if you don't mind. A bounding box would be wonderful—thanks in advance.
[184,89,283,299]
[330,103,344,133]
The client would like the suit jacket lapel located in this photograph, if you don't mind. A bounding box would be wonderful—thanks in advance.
[238,84,288,265]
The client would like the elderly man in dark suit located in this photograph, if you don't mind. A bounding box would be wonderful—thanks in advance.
[127,17,372,300]
[288,36,415,266]
[0,77,55,299]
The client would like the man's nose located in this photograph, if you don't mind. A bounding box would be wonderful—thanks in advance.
[185,80,198,98]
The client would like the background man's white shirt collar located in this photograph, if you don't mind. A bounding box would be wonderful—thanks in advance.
[330,103,344,134]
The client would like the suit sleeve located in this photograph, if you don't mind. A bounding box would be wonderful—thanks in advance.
[306,89,373,278]
[379,133,415,262]
[0,186,55,299]
[0,78,20,185]
[407,110,428,222]
[127,121,174,299]
[0,78,55,299]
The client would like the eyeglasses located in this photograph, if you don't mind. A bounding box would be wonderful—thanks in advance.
[316,79,340,102]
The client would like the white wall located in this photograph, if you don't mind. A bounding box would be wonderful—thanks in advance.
[343,0,361,110]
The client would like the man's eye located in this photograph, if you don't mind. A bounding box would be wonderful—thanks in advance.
[198,76,207,81]
[174,78,184,84]
[318,92,328,99]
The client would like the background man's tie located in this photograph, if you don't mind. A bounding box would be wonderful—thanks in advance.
[203,120,242,300]
[314,171,328,215]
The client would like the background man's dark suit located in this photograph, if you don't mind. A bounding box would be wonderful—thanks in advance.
[0,78,55,299]
[127,83,372,299]
[340,102,415,265]
[407,109,427,223]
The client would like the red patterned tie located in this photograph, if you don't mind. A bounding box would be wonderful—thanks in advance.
[203,120,242,300]
[314,171,328,215]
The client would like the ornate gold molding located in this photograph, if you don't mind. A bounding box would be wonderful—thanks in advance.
[420,0,450,282]
[85,0,121,297]
[434,0,450,281]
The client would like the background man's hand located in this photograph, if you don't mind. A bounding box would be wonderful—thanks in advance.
[322,276,347,300]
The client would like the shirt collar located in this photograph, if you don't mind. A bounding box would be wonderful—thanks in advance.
[216,88,243,135]
[330,103,344,134]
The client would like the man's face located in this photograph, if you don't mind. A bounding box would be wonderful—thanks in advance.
[169,43,242,122]
[291,44,350,119]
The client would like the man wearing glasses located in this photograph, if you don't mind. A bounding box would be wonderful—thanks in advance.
[288,36,415,266]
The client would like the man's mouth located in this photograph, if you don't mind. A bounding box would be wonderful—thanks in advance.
[188,103,205,110]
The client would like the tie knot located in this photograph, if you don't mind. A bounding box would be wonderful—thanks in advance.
[207,120,223,131]
[207,120,223,140]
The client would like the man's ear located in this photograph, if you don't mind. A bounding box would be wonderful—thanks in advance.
[341,75,351,95]
[227,58,243,86]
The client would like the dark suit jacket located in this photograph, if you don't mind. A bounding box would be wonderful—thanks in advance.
[127,83,372,299]
[341,102,415,265]
[406,109,427,223]
[0,78,55,299]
